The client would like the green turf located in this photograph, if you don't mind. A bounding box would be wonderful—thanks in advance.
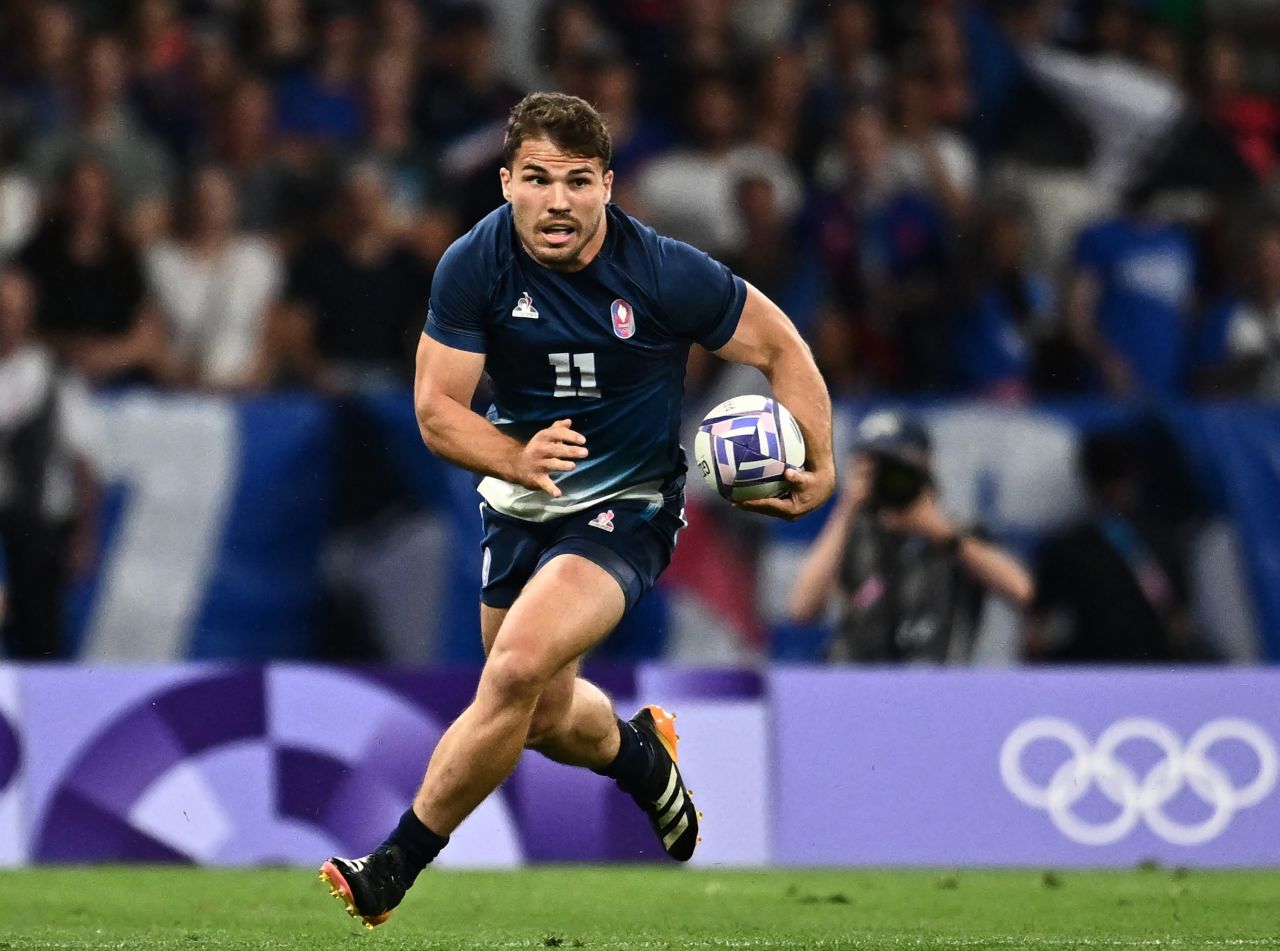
[2,866,1278,950]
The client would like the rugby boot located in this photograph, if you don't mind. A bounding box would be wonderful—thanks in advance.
[319,845,412,928]
[625,704,701,861]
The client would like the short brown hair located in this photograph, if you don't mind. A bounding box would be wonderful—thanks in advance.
[502,92,612,170]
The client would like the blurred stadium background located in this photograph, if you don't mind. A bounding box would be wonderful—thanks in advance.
[2,0,1280,886]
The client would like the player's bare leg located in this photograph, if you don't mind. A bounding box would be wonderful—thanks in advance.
[480,572,700,862]
[480,605,621,767]
[321,555,697,928]
[321,554,624,927]
[412,554,626,832]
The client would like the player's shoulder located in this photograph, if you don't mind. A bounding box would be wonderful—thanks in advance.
[437,204,517,285]
[604,203,661,263]
[605,204,728,288]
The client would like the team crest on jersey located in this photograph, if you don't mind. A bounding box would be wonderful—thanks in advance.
[610,299,636,339]
[588,509,616,532]
[512,291,539,319]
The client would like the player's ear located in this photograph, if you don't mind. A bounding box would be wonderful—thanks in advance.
[499,166,512,202]
[602,169,613,204]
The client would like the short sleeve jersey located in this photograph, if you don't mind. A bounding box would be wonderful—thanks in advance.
[425,203,747,520]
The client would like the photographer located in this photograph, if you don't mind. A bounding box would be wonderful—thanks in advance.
[788,412,1033,663]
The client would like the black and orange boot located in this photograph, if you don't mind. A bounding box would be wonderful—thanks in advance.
[626,705,701,861]
[319,846,412,928]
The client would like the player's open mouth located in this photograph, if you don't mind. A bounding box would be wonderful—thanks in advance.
[541,224,576,247]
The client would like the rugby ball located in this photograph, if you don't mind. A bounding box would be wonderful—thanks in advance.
[693,395,806,502]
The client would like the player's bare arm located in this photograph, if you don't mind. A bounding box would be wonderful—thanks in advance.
[713,283,836,519]
[414,334,588,497]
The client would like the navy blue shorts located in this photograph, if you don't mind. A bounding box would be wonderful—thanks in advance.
[479,492,685,613]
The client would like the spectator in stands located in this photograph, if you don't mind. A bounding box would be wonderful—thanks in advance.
[918,4,974,130]
[262,161,431,390]
[0,267,96,659]
[887,63,977,223]
[245,0,312,79]
[273,6,364,147]
[1064,193,1198,396]
[415,3,524,226]
[812,104,952,392]
[370,0,430,73]
[726,174,824,342]
[1025,429,1198,663]
[17,155,170,387]
[951,202,1054,400]
[789,411,1032,664]
[2,1,80,138]
[1198,221,1280,398]
[1201,30,1279,181]
[25,32,174,242]
[807,0,885,117]
[536,0,615,96]
[210,77,297,236]
[0,131,39,264]
[675,0,751,76]
[1136,18,1185,87]
[634,71,801,260]
[589,57,673,187]
[143,165,282,391]
[748,45,823,175]
[362,48,438,225]
[414,3,523,148]
[127,0,196,160]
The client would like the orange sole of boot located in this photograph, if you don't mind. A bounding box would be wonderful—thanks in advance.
[319,860,393,929]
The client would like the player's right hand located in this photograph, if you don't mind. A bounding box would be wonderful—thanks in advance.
[515,418,588,497]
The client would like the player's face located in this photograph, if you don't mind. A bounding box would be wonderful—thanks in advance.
[500,137,613,272]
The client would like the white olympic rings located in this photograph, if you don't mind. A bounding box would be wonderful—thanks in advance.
[999,717,1278,846]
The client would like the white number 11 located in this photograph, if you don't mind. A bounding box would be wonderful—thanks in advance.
[548,352,600,399]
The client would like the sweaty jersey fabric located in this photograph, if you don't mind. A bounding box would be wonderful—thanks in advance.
[425,203,747,521]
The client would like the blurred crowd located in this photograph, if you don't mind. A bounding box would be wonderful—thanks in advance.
[0,0,1278,401]
[2,0,1280,661]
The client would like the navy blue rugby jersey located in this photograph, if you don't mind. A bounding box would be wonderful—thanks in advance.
[425,203,746,521]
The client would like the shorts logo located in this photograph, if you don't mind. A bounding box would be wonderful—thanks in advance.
[610,299,636,339]
[588,510,616,532]
[512,291,539,319]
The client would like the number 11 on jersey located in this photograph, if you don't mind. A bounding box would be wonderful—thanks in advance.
[548,352,600,399]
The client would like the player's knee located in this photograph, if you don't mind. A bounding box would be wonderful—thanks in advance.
[484,643,555,705]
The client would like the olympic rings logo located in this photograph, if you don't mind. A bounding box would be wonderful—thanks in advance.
[999,717,1278,846]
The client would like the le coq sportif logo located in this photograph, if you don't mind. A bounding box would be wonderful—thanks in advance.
[999,717,1278,846]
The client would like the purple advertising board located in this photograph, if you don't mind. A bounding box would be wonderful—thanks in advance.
[7,664,766,868]
[770,669,1280,866]
[0,668,21,866]
[5,665,1280,867]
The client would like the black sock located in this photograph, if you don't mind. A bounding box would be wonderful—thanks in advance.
[382,808,449,879]
[594,717,658,795]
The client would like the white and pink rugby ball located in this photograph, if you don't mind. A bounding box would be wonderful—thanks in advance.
[693,395,806,502]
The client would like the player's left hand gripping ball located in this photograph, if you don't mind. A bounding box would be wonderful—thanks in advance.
[739,464,836,520]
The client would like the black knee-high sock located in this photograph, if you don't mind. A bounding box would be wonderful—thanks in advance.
[593,717,659,795]
[382,808,449,880]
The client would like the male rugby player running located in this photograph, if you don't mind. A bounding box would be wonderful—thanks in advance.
[321,92,834,927]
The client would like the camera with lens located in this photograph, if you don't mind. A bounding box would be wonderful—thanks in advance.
[867,450,932,511]
[855,411,934,512]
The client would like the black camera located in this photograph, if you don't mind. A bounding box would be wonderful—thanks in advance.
[868,451,932,511]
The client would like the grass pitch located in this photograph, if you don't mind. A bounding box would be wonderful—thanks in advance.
[1,866,1277,950]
